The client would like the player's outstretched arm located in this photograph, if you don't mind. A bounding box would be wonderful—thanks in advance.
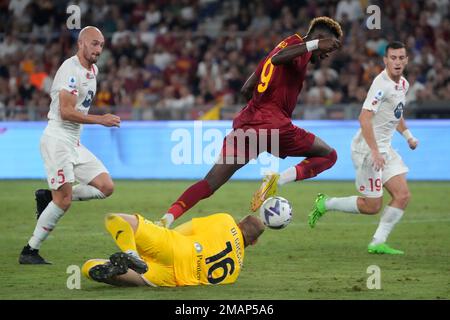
[271,38,340,66]
[396,117,408,133]
[240,72,258,101]
[59,90,120,127]
[271,43,309,65]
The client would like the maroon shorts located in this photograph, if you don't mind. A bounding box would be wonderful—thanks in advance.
[220,122,316,162]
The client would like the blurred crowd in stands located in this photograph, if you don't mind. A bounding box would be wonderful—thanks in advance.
[0,0,449,121]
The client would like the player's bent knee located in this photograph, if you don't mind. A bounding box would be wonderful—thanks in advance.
[53,197,72,211]
[321,149,337,170]
[370,202,382,214]
[367,207,381,215]
[104,213,138,232]
[61,202,71,211]
[104,213,118,223]
[101,182,114,197]
[119,214,139,232]
[326,149,338,167]
[52,186,72,210]
[362,198,382,214]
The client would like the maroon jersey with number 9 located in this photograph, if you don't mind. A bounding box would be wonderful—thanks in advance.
[233,34,312,130]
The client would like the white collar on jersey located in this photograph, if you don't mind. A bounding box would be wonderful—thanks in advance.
[74,54,96,74]
[382,69,404,85]
[382,69,407,91]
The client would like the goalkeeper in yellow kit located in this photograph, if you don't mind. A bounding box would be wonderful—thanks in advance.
[82,212,265,287]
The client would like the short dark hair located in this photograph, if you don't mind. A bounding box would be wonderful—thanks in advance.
[307,17,343,39]
[385,41,406,56]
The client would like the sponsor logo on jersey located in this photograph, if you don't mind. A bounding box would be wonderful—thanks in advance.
[374,90,384,100]
[194,242,203,253]
[371,90,384,105]
[68,76,76,89]
[81,90,94,108]
[394,102,404,119]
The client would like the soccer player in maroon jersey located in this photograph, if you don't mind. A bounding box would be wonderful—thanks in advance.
[158,17,343,228]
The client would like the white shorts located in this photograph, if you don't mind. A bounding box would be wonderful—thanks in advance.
[40,134,108,190]
[352,147,408,198]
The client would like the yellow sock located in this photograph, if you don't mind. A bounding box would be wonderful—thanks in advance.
[82,259,109,279]
[105,214,137,253]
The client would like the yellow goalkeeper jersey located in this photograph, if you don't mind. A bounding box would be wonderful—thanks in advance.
[173,213,245,286]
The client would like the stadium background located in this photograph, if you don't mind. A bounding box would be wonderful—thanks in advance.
[0,0,449,180]
[0,0,449,302]
[1,0,449,122]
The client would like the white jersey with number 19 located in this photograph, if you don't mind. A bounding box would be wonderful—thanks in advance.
[351,69,409,154]
[44,55,98,145]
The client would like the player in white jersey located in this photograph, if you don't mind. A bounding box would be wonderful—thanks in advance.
[308,42,419,254]
[19,26,121,264]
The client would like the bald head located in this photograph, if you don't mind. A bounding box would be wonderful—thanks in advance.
[78,26,103,42]
[77,26,104,66]
[238,215,265,247]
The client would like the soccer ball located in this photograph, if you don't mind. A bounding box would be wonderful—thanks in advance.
[260,196,292,229]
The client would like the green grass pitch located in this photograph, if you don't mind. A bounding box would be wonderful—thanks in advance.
[1,180,449,300]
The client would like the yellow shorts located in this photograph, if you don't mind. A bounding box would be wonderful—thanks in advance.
[134,214,178,287]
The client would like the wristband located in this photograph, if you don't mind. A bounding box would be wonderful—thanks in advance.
[402,129,414,141]
[306,40,319,52]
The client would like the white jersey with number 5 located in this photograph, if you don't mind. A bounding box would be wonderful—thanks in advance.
[44,55,98,145]
[351,69,409,154]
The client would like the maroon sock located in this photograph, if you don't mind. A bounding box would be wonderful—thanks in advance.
[167,179,213,219]
[295,149,337,180]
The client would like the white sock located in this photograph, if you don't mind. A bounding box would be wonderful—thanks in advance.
[370,206,404,245]
[28,201,65,250]
[161,213,174,228]
[125,249,141,260]
[278,167,297,186]
[325,196,360,213]
[72,184,106,201]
